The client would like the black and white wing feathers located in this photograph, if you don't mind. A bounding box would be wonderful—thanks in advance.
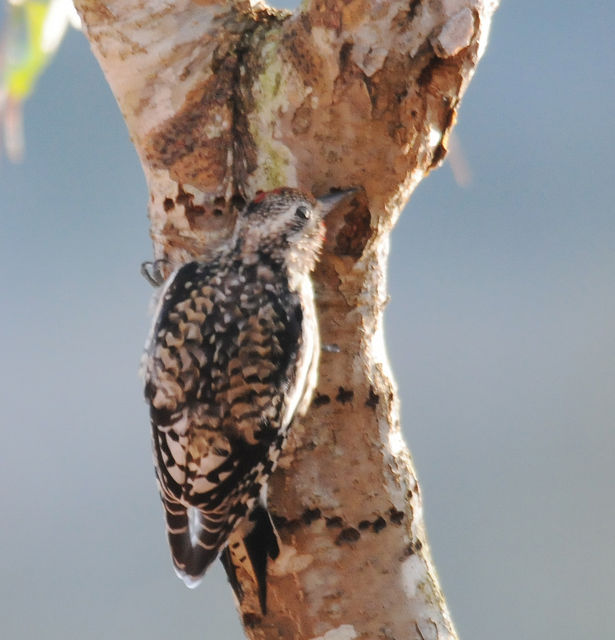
[143,258,306,585]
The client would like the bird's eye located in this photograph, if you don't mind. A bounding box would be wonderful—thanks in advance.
[295,206,310,221]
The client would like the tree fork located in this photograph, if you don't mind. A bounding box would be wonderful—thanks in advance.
[74,0,498,637]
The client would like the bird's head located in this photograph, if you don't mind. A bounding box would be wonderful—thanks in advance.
[235,187,355,271]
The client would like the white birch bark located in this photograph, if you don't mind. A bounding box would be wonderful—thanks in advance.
[73,0,499,637]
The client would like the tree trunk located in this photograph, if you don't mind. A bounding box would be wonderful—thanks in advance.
[73,0,498,637]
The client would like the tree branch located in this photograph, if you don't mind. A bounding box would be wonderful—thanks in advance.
[74,0,499,636]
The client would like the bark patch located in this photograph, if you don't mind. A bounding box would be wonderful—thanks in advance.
[336,387,354,404]
[334,203,372,258]
[326,516,344,528]
[366,386,380,409]
[313,393,331,407]
[404,539,423,556]
[242,612,261,628]
[372,516,387,533]
[302,508,322,525]
[335,527,361,545]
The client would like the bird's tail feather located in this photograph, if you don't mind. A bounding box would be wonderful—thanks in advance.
[162,497,228,586]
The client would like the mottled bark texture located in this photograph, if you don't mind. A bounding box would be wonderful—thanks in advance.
[74,0,498,637]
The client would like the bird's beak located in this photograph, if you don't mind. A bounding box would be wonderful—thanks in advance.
[316,188,358,216]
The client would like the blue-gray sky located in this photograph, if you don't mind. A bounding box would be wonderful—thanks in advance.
[1,2,613,638]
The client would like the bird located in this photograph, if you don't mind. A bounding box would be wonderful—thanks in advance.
[141,187,354,612]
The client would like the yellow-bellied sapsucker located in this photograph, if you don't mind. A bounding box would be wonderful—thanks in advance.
[142,188,352,612]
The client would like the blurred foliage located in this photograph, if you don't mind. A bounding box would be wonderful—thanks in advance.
[0,0,80,162]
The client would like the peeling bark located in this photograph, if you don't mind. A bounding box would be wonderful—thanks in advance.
[73,0,498,637]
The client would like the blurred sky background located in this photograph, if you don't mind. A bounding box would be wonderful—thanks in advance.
[1,2,613,639]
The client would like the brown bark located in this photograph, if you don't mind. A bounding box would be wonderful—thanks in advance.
[74,0,498,637]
